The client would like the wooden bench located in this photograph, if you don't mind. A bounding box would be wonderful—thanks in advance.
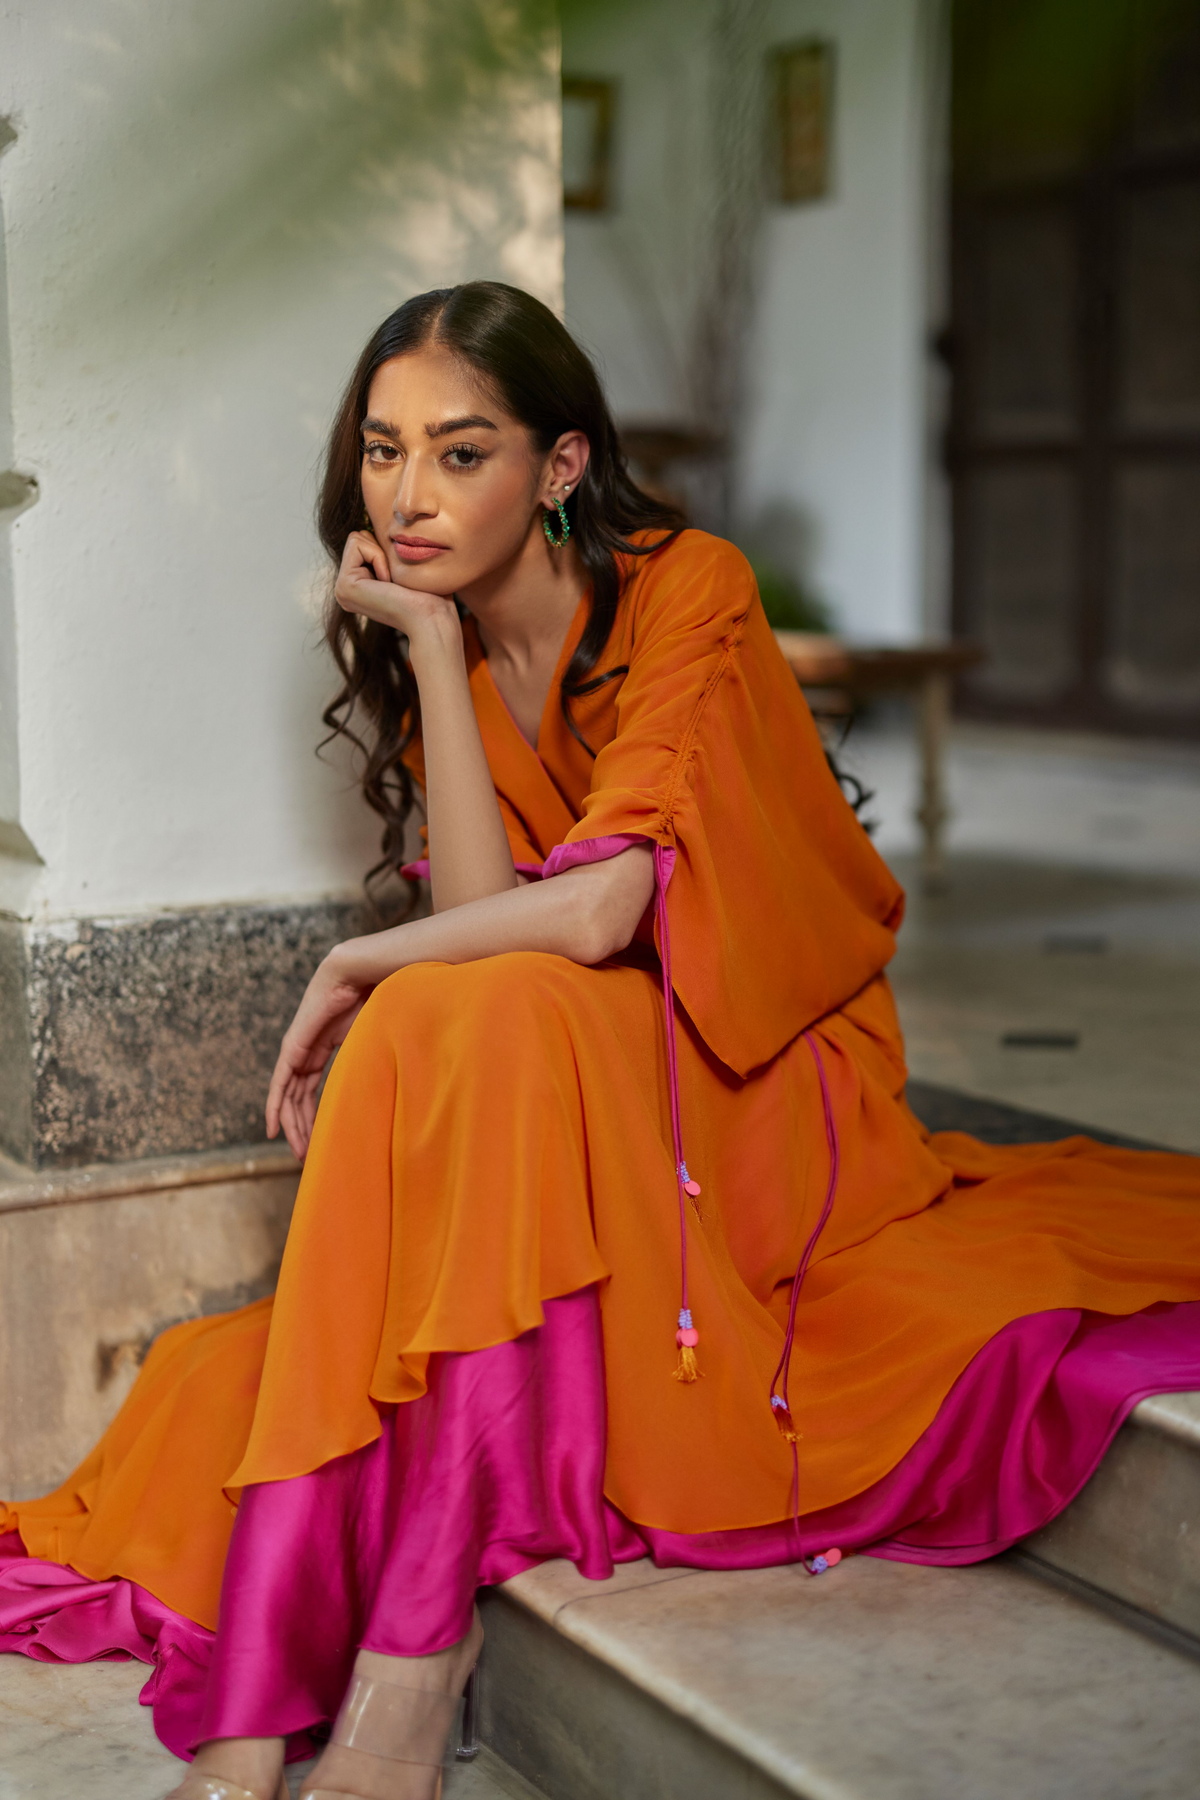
[774,634,984,888]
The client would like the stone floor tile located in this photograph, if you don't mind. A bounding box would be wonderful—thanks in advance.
[286,1746,544,1797]
[884,854,1200,1151]
[444,1746,548,1797]
[0,1656,183,1799]
[0,1656,544,1800]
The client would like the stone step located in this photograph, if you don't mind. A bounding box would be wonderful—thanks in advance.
[0,1140,300,1500]
[479,1552,1200,1800]
[905,1076,1162,1149]
[908,1079,1200,1645]
[1021,1386,1200,1645]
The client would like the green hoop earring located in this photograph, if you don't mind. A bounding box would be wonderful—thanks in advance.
[543,496,570,548]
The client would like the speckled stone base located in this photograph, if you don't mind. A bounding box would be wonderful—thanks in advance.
[0,899,365,1169]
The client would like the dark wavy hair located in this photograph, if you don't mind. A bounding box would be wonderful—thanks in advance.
[318,281,682,912]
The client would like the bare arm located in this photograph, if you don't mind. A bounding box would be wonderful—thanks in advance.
[408,615,523,912]
[340,840,653,983]
[267,843,655,1157]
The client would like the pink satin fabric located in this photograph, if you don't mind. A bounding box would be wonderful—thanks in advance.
[402,831,655,885]
[399,858,547,882]
[3,1292,1199,1761]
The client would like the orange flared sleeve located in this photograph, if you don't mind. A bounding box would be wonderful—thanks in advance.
[551,534,904,1074]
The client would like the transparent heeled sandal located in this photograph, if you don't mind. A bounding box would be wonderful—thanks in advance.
[168,1777,288,1800]
[301,1663,480,1799]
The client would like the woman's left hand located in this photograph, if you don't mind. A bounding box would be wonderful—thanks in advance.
[266,953,373,1160]
[334,529,461,651]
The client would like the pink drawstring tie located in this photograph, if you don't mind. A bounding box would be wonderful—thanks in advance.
[549,835,842,1568]
[769,1032,841,1440]
[653,844,702,1382]
[654,841,843,1568]
[772,1031,842,1573]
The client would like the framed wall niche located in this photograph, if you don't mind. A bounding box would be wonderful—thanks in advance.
[771,38,835,204]
[563,76,615,211]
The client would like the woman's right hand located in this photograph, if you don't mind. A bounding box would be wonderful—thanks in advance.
[265,951,373,1160]
[334,530,462,652]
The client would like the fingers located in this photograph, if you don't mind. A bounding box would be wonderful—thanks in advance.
[340,529,390,585]
[357,531,392,584]
[280,1087,308,1161]
[268,1050,326,1160]
[279,1069,322,1161]
[265,1050,292,1140]
[300,1080,320,1147]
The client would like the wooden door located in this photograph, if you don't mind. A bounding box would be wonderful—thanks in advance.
[950,0,1200,737]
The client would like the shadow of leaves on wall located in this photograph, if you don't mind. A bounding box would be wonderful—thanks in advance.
[27,0,560,354]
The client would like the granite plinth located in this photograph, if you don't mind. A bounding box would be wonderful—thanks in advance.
[0,898,364,1169]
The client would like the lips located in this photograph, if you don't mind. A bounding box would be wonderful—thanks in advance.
[392,535,448,564]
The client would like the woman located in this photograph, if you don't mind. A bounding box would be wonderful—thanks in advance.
[2,282,1199,1800]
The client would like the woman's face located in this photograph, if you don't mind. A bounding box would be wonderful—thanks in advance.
[359,346,584,594]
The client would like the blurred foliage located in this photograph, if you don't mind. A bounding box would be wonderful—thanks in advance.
[953,0,1200,183]
[748,559,832,634]
[28,0,559,356]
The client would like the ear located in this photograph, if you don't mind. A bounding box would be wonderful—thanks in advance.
[540,430,590,508]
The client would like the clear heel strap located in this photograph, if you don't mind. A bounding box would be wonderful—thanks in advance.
[175,1780,269,1800]
[330,1673,466,1768]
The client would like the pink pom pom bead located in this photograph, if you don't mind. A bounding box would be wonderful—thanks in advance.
[676,1326,700,1348]
[683,1179,702,1197]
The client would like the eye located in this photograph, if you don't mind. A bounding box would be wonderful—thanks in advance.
[363,440,400,465]
[443,443,486,471]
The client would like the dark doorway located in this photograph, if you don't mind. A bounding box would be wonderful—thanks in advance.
[949,0,1200,738]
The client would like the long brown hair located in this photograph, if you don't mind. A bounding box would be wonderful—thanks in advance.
[318,281,682,912]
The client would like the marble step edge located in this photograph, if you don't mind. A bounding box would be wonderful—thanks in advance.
[903,1078,1169,1152]
[0,1139,300,1216]
[495,1568,800,1798]
[1009,1547,1200,1667]
[1133,1387,1200,1450]
[1021,1386,1200,1644]
[480,1554,1200,1800]
[478,1574,798,1800]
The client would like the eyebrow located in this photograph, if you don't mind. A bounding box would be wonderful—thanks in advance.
[360,413,501,442]
[425,414,499,438]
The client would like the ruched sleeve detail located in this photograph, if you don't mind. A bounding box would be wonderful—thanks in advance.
[551,535,904,1076]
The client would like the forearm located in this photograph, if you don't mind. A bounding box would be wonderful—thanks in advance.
[332,846,655,986]
[409,627,519,911]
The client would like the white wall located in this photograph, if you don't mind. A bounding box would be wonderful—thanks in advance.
[562,0,718,423]
[0,0,562,921]
[563,0,941,642]
[737,0,934,642]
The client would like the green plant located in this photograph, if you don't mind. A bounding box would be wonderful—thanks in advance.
[747,558,832,633]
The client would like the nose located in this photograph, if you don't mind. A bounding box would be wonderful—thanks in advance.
[392,451,437,525]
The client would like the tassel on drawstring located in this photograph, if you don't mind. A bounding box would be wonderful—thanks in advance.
[655,842,706,1388]
[770,1393,799,1442]
[674,1306,701,1382]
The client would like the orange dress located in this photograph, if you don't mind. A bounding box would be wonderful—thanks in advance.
[6,529,1200,1635]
